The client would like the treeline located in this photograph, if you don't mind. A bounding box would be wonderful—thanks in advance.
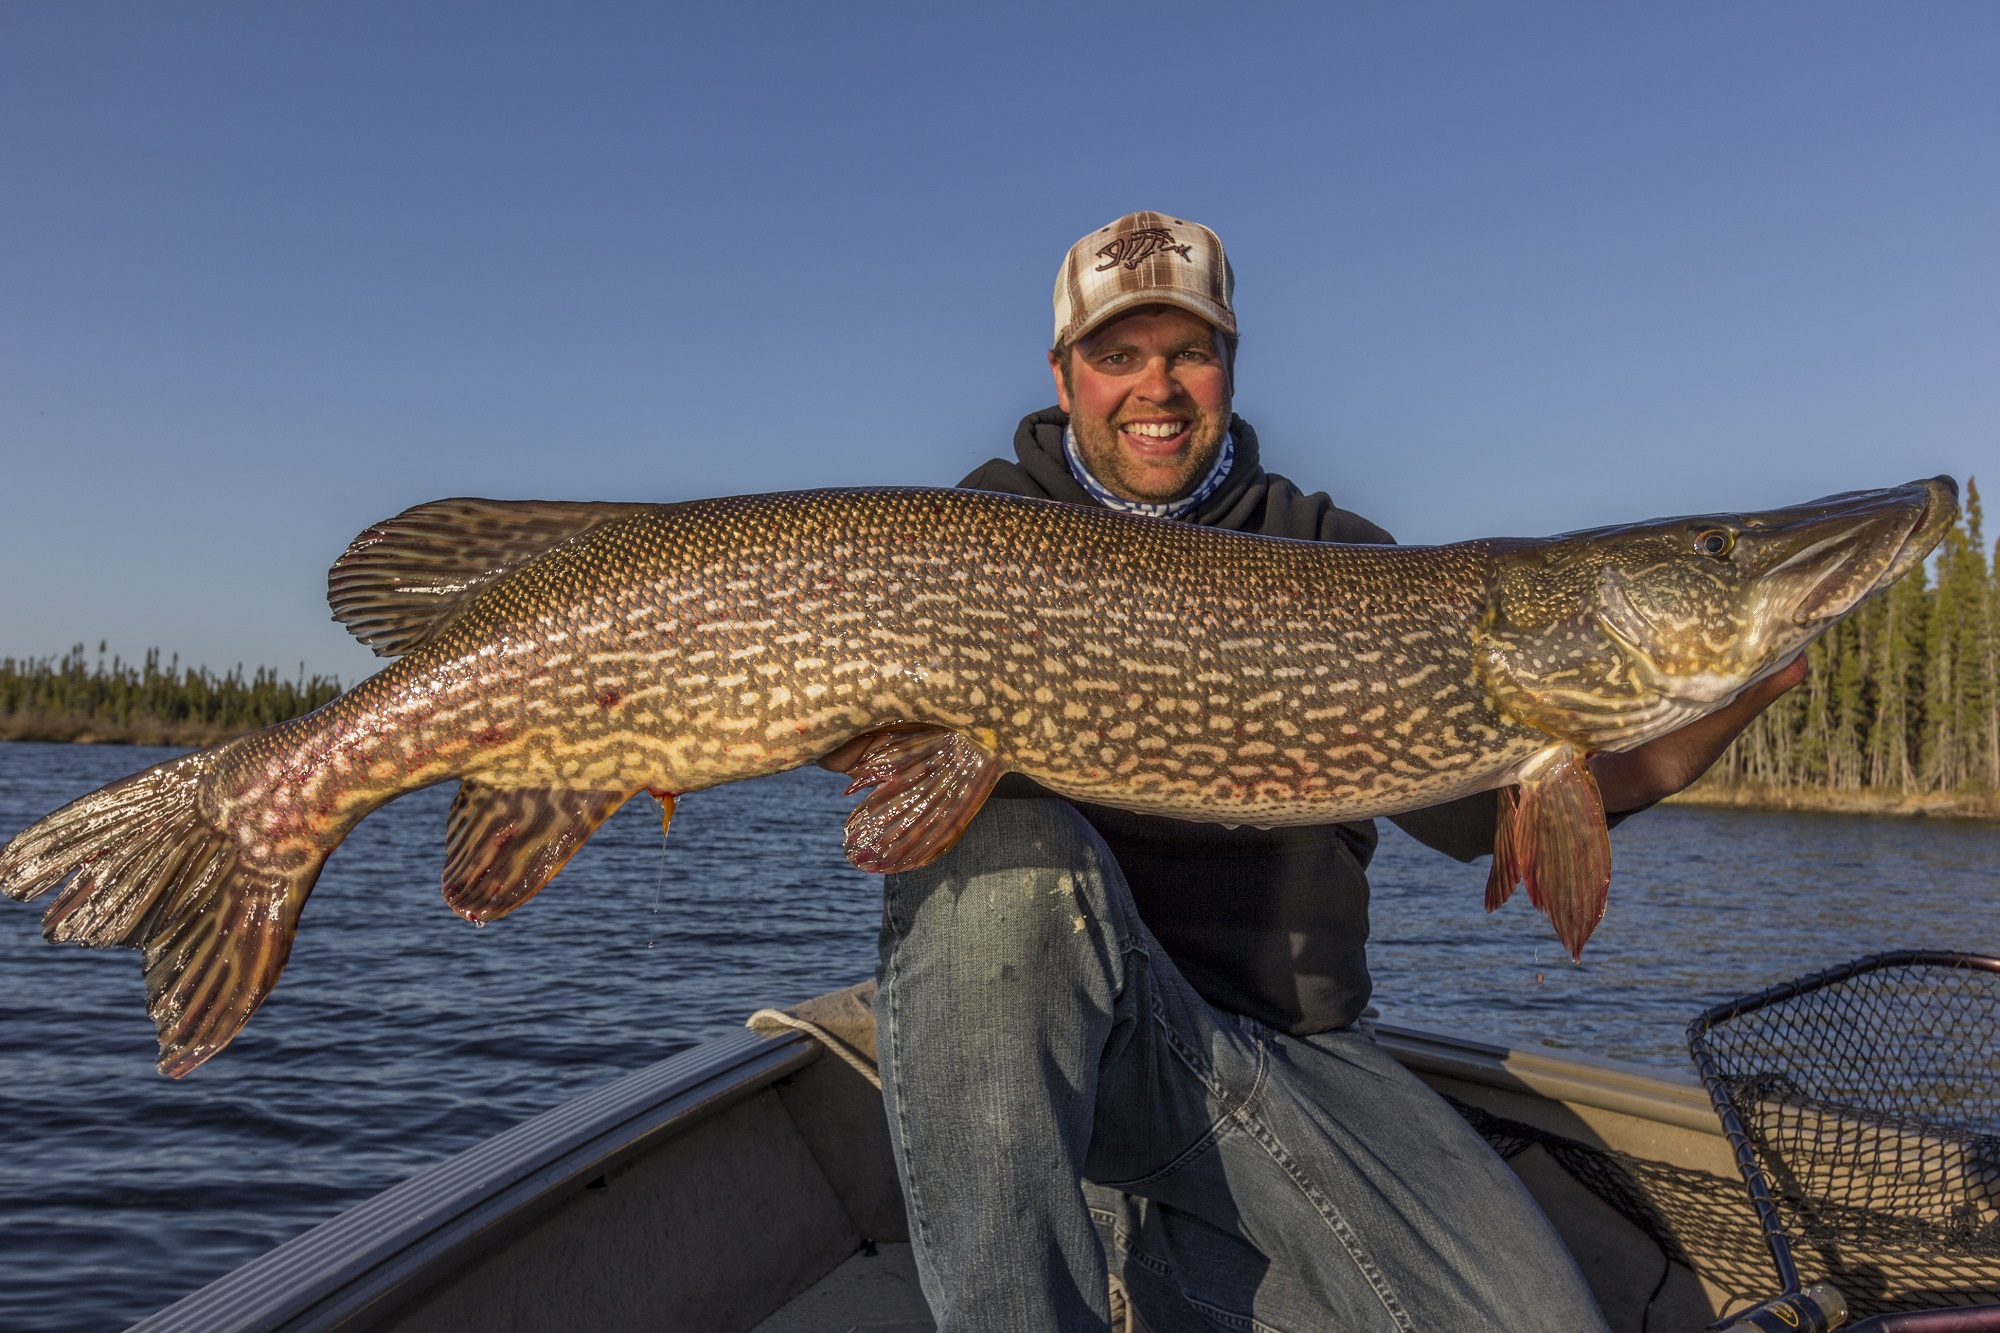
[0,646,342,746]
[1695,480,1999,815]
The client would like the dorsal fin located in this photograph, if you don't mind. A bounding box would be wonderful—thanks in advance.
[328,498,649,657]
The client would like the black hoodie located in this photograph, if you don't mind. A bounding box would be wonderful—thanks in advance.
[963,408,1499,1035]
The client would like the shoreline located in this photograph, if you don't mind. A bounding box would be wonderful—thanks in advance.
[0,718,245,747]
[1664,782,2000,822]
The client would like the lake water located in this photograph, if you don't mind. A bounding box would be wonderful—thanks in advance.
[1,739,1995,1332]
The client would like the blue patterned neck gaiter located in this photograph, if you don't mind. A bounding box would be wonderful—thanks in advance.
[1063,425,1235,520]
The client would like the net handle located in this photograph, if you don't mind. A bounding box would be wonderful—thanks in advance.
[1688,1019,1803,1294]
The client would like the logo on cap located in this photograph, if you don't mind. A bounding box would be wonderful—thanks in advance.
[1094,227,1193,272]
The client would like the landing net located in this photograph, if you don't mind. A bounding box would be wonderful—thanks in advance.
[1685,951,2000,1318]
[1450,954,2000,1320]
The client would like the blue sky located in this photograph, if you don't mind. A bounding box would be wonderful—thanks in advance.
[3,3,1994,684]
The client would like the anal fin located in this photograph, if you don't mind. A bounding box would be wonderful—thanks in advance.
[1484,746,1612,961]
[443,781,632,923]
[822,727,1003,874]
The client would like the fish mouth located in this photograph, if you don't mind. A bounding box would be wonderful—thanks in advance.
[1870,475,1958,592]
[1770,476,1958,627]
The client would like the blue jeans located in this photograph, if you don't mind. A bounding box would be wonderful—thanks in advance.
[874,798,1609,1333]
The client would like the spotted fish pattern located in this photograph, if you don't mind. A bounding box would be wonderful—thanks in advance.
[346,490,1546,821]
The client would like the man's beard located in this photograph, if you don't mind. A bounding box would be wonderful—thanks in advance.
[1069,403,1231,504]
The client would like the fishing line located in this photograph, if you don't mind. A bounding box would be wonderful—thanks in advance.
[648,826,667,951]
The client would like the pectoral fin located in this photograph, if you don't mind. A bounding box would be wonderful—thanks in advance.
[1484,746,1612,961]
[825,727,1003,874]
[443,781,633,923]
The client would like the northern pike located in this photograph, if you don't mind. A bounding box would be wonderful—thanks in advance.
[0,478,1956,1076]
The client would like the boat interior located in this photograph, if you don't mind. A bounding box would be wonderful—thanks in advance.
[126,979,2000,1333]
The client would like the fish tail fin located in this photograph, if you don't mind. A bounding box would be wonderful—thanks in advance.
[0,741,329,1077]
[1485,747,1612,961]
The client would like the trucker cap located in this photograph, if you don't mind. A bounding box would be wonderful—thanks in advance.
[1052,211,1236,349]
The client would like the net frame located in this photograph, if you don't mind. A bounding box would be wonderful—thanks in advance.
[1686,950,2000,1318]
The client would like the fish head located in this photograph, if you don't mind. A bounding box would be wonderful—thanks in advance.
[1477,476,1957,750]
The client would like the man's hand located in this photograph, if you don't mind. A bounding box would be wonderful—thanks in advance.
[1590,655,1809,815]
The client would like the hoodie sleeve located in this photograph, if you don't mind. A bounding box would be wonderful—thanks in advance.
[1388,792,1502,863]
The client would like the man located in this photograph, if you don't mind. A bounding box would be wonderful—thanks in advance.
[871,213,1803,1332]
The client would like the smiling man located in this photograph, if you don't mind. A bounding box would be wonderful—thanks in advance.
[872,213,1800,1333]
[1055,303,1233,505]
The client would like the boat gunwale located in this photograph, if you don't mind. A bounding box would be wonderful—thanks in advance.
[1371,1021,1718,1133]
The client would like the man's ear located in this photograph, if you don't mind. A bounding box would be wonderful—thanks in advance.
[1048,349,1072,413]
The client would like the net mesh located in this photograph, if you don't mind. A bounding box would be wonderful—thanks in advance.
[1450,1096,1781,1309]
[1441,956,2000,1321]
[1688,953,2000,1318]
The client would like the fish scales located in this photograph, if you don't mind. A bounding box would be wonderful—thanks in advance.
[0,477,1957,1075]
[226,489,1544,849]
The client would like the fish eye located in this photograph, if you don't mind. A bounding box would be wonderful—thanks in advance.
[1694,528,1735,559]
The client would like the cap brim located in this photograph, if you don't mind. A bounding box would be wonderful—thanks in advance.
[1059,290,1237,348]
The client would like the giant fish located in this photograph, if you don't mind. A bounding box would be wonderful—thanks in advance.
[0,478,1957,1075]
